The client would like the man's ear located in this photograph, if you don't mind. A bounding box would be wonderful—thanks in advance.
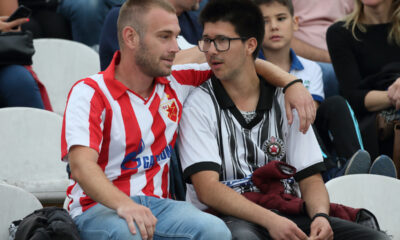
[246,37,258,57]
[122,26,140,49]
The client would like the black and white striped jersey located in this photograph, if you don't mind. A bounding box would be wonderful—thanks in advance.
[178,76,325,210]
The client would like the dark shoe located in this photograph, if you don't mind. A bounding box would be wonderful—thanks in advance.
[344,150,371,175]
[369,155,398,178]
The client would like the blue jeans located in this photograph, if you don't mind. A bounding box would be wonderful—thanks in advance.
[317,62,339,98]
[73,196,232,240]
[58,0,125,47]
[0,65,44,108]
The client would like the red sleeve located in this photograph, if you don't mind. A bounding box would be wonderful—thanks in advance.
[171,64,212,86]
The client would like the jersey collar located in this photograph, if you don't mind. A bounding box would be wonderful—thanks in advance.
[211,75,275,129]
[103,51,170,100]
[258,48,304,72]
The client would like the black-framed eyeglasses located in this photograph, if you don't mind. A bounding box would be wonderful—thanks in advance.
[198,36,249,52]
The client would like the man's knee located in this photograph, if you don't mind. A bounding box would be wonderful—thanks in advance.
[0,65,37,92]
[223,216,268,240]
[74,205,140,240]
[230,226,263,240]
[330,217,391,240]
[195,215,231,240]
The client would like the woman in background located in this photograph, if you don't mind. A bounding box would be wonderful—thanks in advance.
[327,0,400,162]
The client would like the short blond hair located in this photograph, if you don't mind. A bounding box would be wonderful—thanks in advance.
[117,0,176,48]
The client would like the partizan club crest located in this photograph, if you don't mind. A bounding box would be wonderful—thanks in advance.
[262,136,286,160]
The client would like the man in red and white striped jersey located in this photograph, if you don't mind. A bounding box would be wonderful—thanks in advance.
[61,0,315,239]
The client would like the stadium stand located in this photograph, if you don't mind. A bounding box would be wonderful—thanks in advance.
[0,107,68,204]
[0,183,42,239]
[32,38,100,115]
[326,174,400,239]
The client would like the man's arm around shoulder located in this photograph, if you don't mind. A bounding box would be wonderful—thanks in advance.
[68,145,157,239]
[174,46,316,133]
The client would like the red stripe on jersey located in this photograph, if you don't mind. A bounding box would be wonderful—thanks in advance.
[89,91,105,152]
[113,92,141,195]
[80,195,97,212]
[164,85,182,148]
[66,182,77,211]
[171,68,212,86]
[142,94,164,197]
[61,115,68,159]
[83,79,113,172]
[161,163,169,198]
[62,79,90,159]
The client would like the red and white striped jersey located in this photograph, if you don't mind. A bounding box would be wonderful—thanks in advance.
[61,51,211,218]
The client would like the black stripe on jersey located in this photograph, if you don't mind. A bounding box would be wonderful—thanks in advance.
[183,161,221,184]
[273,90,284,140]
[243,128,256,172]
[257,115,270,166]
[294,162,327,181]
[207,76,279,182]
[225,110,244,180]
[199,80,227,180]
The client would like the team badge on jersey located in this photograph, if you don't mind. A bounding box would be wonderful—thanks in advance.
[161,98,179,122]
[262,136,286,161]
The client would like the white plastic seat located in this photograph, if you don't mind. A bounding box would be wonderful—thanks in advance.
[325,174,400,239]
[0,107,68,203]
[0,183,42,240]
[32,38,100,115]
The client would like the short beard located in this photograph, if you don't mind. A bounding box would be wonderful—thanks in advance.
[135,41,172,77]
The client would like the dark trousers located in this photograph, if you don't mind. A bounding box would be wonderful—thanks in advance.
[358,113,394,160]
[314,96,363,160]
[221,214,389,240]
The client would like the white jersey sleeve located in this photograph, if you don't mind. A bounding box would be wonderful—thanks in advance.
[291,56,324,103]
[277,89,325,180]
[177,85,222,178]
[62,78,105,161]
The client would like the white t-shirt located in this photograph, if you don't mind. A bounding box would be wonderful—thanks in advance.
[177,76,325,210]
[259,49,324,103]
[291,55,324,103]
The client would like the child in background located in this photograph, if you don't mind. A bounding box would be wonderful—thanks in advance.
[254,0,397,179]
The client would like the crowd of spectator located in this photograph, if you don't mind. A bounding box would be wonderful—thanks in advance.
[1,0,400,239]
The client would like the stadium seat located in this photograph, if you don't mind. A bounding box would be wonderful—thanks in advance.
[325,174,400,239]
[32,38,101,115]
[0,183,42,239]
[0,107,68,204]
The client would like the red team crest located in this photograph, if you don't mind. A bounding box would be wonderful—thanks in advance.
[262,136,286,161]
[161,98,179,122]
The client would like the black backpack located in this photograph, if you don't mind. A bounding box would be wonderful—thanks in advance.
[13,207,80,240]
